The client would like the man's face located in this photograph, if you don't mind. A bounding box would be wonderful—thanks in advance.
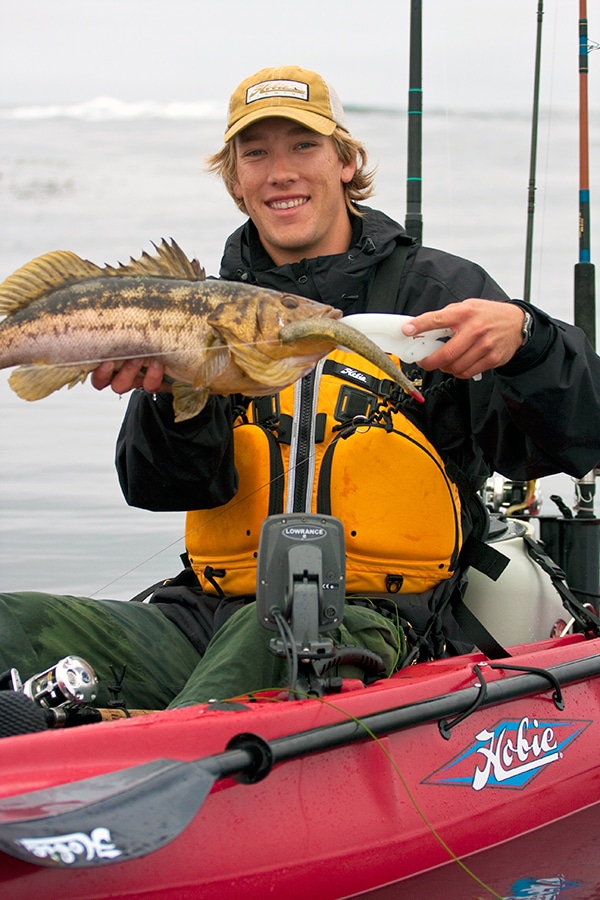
[232,117,356,266]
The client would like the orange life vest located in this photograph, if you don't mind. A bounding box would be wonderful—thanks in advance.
[185,349,462,597]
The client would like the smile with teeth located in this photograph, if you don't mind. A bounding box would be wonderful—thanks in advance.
[268,197,308,210]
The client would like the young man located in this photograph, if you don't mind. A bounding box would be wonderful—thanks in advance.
[2,66,600,713]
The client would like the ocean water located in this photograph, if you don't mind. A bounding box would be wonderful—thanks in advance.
[0,99,598,596]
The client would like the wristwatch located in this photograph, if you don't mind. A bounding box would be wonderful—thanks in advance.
[521,309,533,346]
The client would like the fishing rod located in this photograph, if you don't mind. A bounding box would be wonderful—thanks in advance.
[573,2,597,537]
[499,2,546,518]
[540,2,599,609]
[523,0,544,304]
[405,0,423,243]
[484,4,545,517]
[573,1,600,605]
[574,0,596,349]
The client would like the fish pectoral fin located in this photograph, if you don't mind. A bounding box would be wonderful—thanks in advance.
[172,382,210,423]
[230,347,308,386]
[8,364,92,401]
[192,344,230,389]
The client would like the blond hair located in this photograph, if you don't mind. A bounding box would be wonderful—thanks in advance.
[205,126,376,216]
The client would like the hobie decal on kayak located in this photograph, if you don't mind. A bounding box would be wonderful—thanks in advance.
[424,717,590,790]
[15,827,122,865]
[507,876,580,899]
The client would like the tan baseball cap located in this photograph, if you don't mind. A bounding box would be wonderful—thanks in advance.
[224,65,350,142]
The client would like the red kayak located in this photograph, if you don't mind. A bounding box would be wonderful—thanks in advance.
[0,622,599,900]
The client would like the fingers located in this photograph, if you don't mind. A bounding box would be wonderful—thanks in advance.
[140,359,169,393]
[402,300,525,378]
[90,361,118,391]
[90,359,169,394]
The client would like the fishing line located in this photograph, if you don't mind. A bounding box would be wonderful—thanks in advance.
[89,367,421,596]
[89,364,424,596]
[223,686,503,899]
[89,435,322,597]
[316,702,503,899]
[5,335,312,371]
[328,711,502,898]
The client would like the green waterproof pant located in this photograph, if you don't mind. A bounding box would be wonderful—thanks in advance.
[168,602,404,707]
[0,592,201,710]
[0,593,403,710]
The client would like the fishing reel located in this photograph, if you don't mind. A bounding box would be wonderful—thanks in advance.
[0,656,99,736]
[482,475,540,516]
[0,657,159,738]
[21,655,98,710]
[1,655,98,710]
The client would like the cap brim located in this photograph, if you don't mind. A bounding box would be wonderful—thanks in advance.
[224,107,338,142]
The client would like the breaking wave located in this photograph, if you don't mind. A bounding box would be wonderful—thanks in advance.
[0,97,544,123]
[0,97,228,122]
[0,97,410,123]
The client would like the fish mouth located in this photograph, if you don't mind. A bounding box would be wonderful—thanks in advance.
[262,305,341,357]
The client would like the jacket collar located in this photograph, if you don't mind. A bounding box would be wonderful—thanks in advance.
[219,206,408,315]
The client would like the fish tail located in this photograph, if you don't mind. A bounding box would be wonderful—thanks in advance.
[0,252,102,316]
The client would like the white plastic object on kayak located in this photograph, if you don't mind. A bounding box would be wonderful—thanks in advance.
[343,313,452,362]
[463,518,566,645]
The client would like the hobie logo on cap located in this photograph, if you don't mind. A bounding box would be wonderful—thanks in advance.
[246,80,309,105]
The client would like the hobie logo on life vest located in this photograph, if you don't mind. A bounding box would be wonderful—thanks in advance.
[282,526,327,540]
[339,367,368,384]
[423,717,589,791]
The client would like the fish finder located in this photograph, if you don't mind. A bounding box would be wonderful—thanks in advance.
[256,514,346,673]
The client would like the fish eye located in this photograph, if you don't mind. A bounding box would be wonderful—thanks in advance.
[281,295,299,310]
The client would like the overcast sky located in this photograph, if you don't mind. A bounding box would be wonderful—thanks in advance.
[1,0,598,114]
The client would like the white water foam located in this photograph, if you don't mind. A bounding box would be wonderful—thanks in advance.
[0,97,227,122]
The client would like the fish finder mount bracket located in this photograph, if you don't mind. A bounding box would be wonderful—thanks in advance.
[256,514,346,697]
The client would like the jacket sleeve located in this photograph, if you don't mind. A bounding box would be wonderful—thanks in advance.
[115,391,238,512]
[475,304,600,480]
[401,245,600,482]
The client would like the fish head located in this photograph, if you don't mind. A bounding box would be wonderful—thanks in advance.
[207,285,342,388]
[254,289,342,360]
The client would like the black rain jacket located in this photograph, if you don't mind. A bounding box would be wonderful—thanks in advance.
[116,207,600,512]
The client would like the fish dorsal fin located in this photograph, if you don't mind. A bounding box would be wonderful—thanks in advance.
[0,251,102,316]
[0,239,205,317]
[103,239,206,282]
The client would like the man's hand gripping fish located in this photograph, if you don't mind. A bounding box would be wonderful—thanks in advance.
[0,239,423,422]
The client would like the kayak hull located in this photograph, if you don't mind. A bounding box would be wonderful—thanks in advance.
[0,634,600,899]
